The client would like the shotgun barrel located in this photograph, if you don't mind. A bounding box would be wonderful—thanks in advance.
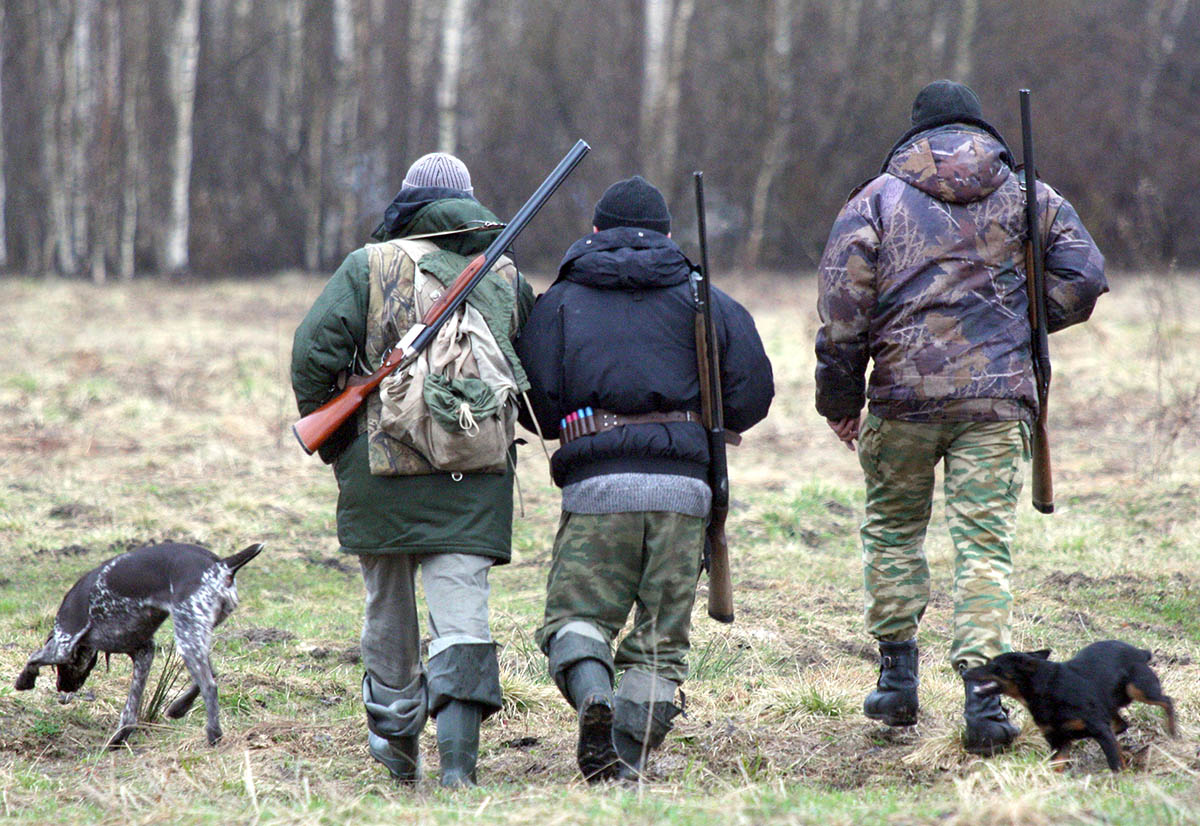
[1019,90,1054,514]
[693,170,735,623]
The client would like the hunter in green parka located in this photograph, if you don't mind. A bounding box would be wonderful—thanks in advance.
[291,191,534,562]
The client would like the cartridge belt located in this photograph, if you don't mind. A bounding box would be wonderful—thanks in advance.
[558,407,698,444]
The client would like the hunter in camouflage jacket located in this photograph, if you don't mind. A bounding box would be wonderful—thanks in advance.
[815,123,1107,424]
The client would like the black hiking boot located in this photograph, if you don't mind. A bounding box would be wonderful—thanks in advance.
[863,639,919,726]
[963,677,1019,755]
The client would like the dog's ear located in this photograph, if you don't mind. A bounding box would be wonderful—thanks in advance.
[1014,653,1047,676]
[55,648,98,693]
[1030,648,1052,660]
[223,543,265,575]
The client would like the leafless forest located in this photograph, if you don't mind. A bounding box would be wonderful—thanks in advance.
[2,0,1197,279]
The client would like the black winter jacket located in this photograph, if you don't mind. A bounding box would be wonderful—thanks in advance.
[517,227,774,487]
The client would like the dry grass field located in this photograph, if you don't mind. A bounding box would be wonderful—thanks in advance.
[1,270,1198,825]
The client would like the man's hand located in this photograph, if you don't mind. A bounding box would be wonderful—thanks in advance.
[827,415,861,451]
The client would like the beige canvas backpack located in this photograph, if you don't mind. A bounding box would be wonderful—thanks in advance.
[375,238,519,474]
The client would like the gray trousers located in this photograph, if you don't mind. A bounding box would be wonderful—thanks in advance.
[360,553,501,716]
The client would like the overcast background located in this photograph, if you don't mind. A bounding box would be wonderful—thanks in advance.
[2,0,1196,279]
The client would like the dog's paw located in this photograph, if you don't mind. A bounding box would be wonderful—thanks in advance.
[166,687,199,719]
[106,725,135,749]
[14,667,38,691]
[206,725,223,746]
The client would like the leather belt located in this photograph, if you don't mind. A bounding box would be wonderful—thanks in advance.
[558,407,698,444]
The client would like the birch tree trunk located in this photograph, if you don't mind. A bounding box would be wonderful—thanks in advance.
[655,0,695,193]
[745,0,797,267]
[164,0,201,273]
[951,0,978,81]
[1129,0,1191,255]
[0,2,7,270]
[324,0,361,259]
[639,0,671,178]
[118,0,145,281]
[71,0,99,282]
[407,0,441,153]
[40,1,76,276]
[437,0,470,152]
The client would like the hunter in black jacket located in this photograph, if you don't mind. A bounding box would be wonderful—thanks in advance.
[518,226,774,486]
[516,175,773,783]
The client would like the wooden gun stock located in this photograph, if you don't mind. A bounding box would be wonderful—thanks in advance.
[1030,402,1054,514]
[706,503,734,623]
[292,351,411,455]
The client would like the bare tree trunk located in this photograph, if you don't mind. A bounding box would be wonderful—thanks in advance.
[745,0,797,267]
[639,0,696,189]
[656,0,695,193]
[951,0,978,80]
[0,2,8,270]
[164,0,201,273]
[928,0,948,73]
[70,0,100,282]
[437,0,469,152]
[1127,0,1191,258]
[1136,0,1190,136]
[118,0,145,281]
[283,0,305,156]
[639,0,671,177]
[325,0,362,258]
[407,0,440,153]
[40,1,76,276]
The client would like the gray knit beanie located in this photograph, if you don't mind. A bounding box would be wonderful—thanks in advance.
[401,152,473,194]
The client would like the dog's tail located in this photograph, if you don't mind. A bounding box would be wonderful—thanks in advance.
[223,543,265,574]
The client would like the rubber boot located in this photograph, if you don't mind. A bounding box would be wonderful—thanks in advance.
[612,699,682,782]
[613,727,644,781]
[436,700,482,788]
[565,659,619,783]
[963,677,1019,755]
[863,639,919,726]
[362,674,424,784]
[368,732,421,783]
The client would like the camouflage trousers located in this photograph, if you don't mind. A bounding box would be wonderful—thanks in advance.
[857,415,1029,670]
[535,511,705,685]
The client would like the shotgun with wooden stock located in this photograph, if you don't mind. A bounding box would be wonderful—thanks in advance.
[692,170,735,623]
[292,140,590,455]
[1019,90,1054,514]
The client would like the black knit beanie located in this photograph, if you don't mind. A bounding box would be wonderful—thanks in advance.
[592,175,671,235]
[910,80,983,129]
[879,79,1013,173]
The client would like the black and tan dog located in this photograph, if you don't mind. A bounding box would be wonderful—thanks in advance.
[961,641,1177,772]
[15,541,263,748]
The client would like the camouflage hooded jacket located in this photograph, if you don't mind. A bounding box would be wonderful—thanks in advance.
[815,124,1107,423]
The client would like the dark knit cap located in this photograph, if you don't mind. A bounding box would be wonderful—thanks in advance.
[910,80,984,129]
[593,175,671,235]
[879,79,1013,173]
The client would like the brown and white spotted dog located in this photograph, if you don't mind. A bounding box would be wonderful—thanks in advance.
[15,541,263,748]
